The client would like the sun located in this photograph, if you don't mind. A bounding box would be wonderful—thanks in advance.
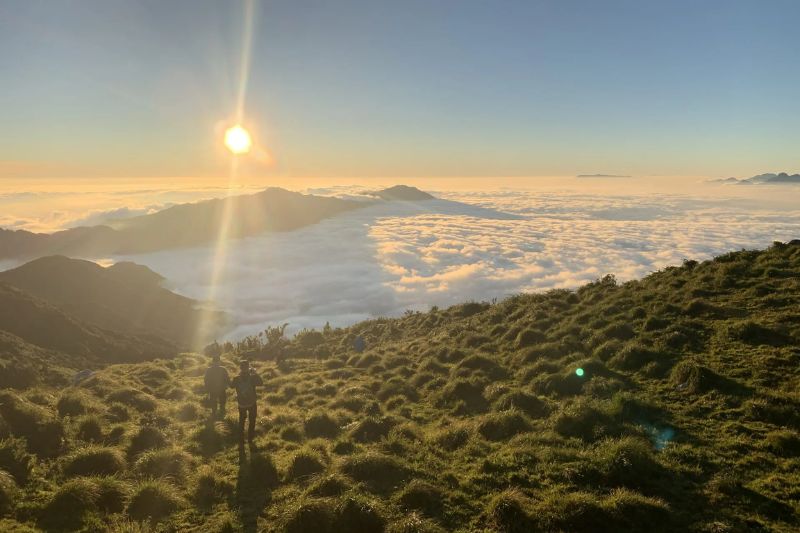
[224,125,252,154]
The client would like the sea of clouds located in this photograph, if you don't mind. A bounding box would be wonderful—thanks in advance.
[3,179,800,340]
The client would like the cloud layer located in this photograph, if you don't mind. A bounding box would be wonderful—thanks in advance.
[3,179,800,340]
[117,187,800,340]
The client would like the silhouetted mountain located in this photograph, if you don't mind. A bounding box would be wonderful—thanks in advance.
[709,172,800,185]
[0,256,220,347]
[755,172,800,183]
[0,187,368,260]
[368,185,436,201]
[0,282,175,365]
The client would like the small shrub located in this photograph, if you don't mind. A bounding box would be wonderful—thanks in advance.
[127,480,183,522]
[63,446,126,477]
[287,450,326,481]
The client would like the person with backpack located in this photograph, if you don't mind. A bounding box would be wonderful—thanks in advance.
[204,354,230,419]
[231,359,263,445]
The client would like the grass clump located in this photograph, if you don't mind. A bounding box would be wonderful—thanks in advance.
[63,446,126,477]
[485,489,535,533]
[0,438,35,485]
[340,452,410,493]
[396,479,445,517]
[56,390,96,418]
[127,479,184,522]
[40,478,101,531]
[284,499,336,533]
[335,494,386,533]
[0,391,65,457]
[192,465,233,508]
[0,469,16,517]
[304,411,340,438]
[76,414,104,442]
[106,389,158,412]
[134,447,192,481]
[583,436,662,490]
[478,410,530,441]
[127,426,167,456]
[286,449,327,481]
[763,429,800,457]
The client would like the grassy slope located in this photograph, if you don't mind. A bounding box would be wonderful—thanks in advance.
[0,242,799,532]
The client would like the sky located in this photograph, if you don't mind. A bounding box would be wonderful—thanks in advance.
[1,0,799,181]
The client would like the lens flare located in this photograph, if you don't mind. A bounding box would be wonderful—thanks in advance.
[224,125,252,154]
[575,367,585,377]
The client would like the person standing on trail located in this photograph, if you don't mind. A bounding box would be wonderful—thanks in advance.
[204,354,230,419]
[231,359,263,445]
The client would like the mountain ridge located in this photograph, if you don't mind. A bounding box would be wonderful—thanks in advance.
[0,255,219,348]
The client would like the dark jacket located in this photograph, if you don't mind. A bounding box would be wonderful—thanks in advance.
[231,372,263,408]
[204,364,230,394]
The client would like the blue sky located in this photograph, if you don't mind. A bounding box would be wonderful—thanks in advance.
[1,0,798,179]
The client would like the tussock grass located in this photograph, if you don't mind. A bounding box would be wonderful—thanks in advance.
[2,243,800,531]
[63,446,126,477]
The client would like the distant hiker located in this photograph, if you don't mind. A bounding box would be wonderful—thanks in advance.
[231,359,263,444]
[353,335,366,353]
[204,355,230,419]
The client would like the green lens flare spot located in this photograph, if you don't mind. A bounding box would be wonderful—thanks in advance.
[575,367,585,377]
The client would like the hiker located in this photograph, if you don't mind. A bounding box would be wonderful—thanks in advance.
[353,335,366,353]
[204,354,230,419]
[231,359,263,444]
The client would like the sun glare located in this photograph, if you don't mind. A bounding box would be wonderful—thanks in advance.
[224,125,252,154]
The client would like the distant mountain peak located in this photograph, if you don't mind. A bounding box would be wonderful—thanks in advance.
[368,185,436,201]
[709,172,800,185]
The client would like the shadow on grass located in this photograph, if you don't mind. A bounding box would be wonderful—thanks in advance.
[235,444,279,532]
